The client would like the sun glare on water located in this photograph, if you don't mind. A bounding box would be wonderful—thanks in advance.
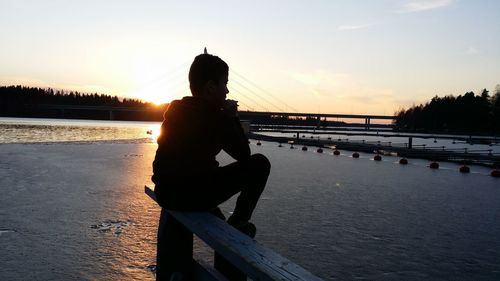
[146,124,161,142]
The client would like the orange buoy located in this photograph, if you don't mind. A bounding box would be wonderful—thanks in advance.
[430,162,439,169]
[302,146,308,151]
[333,150,340,156]
[459,165,470,173]
[399,158,408,165]
[317,148,323,153]
[374,155,382,161]
[278,143,283,147]
[352,152,360,158]
[256,141,262,146]
[491,170,500,177]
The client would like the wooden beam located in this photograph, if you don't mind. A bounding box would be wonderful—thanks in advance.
[171,211,323,281]
[145,186,324,281]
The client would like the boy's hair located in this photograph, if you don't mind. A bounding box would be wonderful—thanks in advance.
[188,54,229,96]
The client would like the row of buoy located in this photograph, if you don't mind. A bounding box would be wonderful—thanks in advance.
[459,165,470,173]
[428,161,473,174]
[300,145,324,153]
[261,141,500,178]
[292,135,497,147]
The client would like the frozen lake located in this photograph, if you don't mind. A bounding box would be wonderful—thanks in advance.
[1,118,499,280]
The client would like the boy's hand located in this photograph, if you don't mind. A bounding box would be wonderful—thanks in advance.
[223,99,239,117]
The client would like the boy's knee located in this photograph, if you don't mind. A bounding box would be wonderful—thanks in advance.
[250,153,271,175]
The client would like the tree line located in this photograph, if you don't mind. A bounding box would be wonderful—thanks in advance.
[0,85,167,121]
[393,85,500,134]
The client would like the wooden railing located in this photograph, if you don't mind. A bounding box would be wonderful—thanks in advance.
[145,186,324,281]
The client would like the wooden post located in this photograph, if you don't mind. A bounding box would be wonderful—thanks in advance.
[215,252,246,281]
[156,208,194,280]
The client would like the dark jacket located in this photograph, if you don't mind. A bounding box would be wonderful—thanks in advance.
[152,96,250,188]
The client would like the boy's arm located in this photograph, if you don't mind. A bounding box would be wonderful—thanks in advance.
[221,100,251,161]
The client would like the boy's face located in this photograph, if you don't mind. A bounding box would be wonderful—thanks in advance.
[208,74,229,107]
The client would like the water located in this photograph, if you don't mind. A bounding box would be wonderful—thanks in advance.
[0,143,160,280]
[243,145,499,280]
[1,118,499,280]
[0,117,161,144]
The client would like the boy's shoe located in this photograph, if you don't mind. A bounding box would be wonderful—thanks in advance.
[209,207,226,221]
[228,220,257,238]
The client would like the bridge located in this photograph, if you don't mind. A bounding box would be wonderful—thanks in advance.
[31,60,397,126]
[35,104,165,120]
[238,111,395,129]
[34,104,394,128]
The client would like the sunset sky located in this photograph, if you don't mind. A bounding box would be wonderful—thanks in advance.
[1,0,499,114]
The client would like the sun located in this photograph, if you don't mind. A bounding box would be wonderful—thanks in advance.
[132,71,173,105]
[135,86,171,105]
[129,61,188,105]
[127,60,169,104]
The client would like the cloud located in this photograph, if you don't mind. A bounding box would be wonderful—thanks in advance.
[464,46,479,55]
[399,0,454,13]
[288,70,352,98]
[337,23,376,31]
[287,70,405,114]
[0,76,116,95]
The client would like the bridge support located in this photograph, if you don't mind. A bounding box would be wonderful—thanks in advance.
[365,118,371,130]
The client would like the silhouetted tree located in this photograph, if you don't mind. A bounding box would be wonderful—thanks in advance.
[0,85,168,121]
[492,85,500,132]
[394,88,498,134]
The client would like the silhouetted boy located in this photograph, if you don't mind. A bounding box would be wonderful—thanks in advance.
[152,52,270,280]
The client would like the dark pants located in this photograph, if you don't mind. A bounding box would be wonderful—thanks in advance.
[156,153,271,280]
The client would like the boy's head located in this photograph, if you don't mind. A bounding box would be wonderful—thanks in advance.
[188,54,229,104]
